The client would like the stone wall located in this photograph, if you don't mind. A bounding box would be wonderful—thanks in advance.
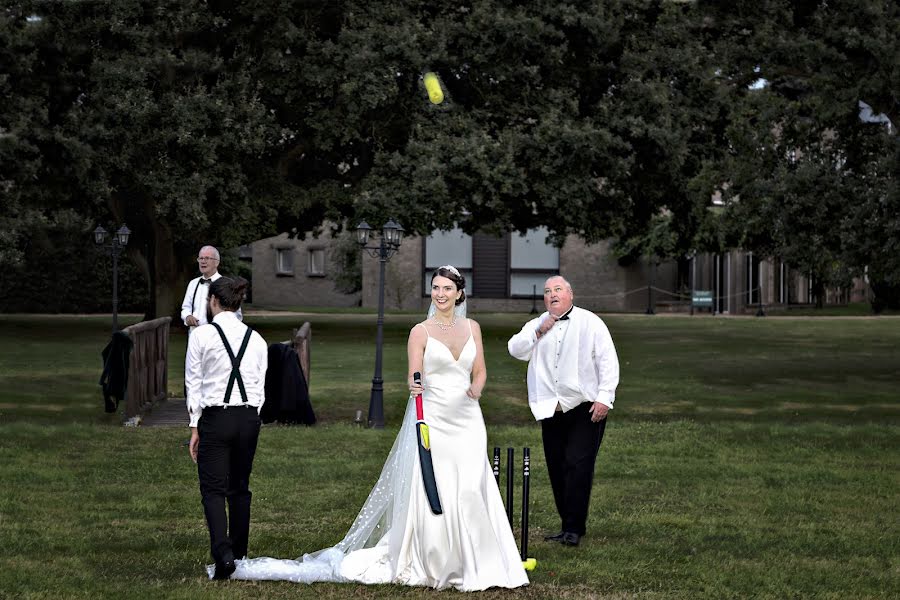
[361,234,424,311]
[361,234,645,313]
[251,231,360,308]
[561,237,633,311]
[259,230,865,314]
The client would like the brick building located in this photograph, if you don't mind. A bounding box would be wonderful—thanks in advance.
[250,230,361,309]
[251,226,867,314]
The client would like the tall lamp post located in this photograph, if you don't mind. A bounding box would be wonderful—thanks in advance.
[93,224,131,333]
[356,219,405,429]
[645,256,656,315]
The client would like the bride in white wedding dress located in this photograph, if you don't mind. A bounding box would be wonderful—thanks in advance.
[224,265,528,591]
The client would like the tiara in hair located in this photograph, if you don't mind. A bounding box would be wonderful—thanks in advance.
[439,265,461,277]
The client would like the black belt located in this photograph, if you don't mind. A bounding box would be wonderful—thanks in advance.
[204,404,257,412]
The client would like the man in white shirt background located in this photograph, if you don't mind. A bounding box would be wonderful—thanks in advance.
[181,245,242,329]
[186,276,267,579]
[507,275,620,548]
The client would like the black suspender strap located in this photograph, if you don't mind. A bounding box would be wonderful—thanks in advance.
[190,280,201,315]
[210,322,253,404]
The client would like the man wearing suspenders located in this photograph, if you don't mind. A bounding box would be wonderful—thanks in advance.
[185,276,267,579]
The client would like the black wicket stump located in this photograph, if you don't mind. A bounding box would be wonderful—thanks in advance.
[506,447,514,526]
[520,447,530,561]
[492,446,536,569]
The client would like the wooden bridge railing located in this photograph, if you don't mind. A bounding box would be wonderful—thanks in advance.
[123,317,171,423]
[289,322,311,387]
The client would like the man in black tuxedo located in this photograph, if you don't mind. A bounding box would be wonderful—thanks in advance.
[507,276,620,547]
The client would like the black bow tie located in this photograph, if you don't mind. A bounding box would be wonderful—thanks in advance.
[199,279,211,285]
[558,315,569,320]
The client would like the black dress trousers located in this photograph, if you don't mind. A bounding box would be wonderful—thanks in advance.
[197,405,261,563]
[541,405,607,536]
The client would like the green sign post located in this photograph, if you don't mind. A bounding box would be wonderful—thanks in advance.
[691,290,713,315]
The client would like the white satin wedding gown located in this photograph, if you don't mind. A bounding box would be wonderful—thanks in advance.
[224,321,528,591]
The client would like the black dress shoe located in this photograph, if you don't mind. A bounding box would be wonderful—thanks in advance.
[213,559,236,580]
[561,532,581,547]
[544,531,566,542]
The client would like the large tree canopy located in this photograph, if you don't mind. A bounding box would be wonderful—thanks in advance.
[697,0,899,305]
[3,1,289,316]
[2,0,896,315]
[4,0,715,316]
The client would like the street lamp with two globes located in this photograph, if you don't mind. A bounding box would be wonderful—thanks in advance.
[355,219,405,429]
[93,224,132,333]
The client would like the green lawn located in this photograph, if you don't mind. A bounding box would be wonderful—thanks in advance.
[0,313,898,599]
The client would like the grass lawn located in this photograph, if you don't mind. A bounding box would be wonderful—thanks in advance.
[0,312,898,599]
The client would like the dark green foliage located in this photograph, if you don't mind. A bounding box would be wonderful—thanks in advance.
[328,230,363,295]
[0,218,148,313]
[1,1,726,315]
[698,0,899,301]
[1,1,896,315]
[2,1,286,317]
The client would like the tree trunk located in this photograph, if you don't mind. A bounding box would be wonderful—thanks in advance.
[813,279,825,309]
[151,218,192,322]
[870,280,900,314]
[127,246,153,321]
[109,193,196,322]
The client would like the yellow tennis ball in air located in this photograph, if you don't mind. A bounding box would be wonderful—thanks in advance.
[423,72,444,105]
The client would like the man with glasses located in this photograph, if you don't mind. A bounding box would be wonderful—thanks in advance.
[181,246,242,330]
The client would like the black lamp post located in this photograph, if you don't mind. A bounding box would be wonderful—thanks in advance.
[93,224,131,333]
[356,219,405,429]
[645,256,656,315]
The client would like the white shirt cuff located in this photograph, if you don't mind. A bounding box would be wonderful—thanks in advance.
[594,391,615,409]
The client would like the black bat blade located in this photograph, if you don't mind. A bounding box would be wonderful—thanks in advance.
[416,422,443,514]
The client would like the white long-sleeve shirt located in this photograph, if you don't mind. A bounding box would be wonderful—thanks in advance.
[185,311,268,427]
[507,306,619,421]
[180,271,242,328]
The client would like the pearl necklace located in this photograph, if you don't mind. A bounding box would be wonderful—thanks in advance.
[431,317,456,331]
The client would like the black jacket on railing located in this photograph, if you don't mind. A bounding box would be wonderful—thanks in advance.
[262,343,316,425]
[100,331,133,413]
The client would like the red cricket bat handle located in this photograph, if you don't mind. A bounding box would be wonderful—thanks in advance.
[414,371,423,420]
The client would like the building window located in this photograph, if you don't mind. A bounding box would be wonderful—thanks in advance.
[424,228,474,296]
[423,227,559,298]
[509,227,559,297]
[472,232,509,298]
[308,248,325,276]
[275,247,294,276]
[775,260,787,304]
[746,252,760,305]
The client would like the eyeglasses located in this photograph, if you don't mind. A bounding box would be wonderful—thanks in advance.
[197,257,219,262]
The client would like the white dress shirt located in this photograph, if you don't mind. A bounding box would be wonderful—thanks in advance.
[185,311,268,427]
[180,271,243,328]
[508,306,619,421]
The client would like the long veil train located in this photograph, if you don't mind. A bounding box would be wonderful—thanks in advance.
[217,397,419,582]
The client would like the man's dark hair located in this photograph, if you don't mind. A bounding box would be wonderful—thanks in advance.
[209,276,249,311]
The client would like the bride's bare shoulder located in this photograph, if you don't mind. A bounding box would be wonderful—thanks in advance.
[409,321,430,337]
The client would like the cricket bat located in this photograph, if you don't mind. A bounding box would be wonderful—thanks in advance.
[414,371,442,514]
